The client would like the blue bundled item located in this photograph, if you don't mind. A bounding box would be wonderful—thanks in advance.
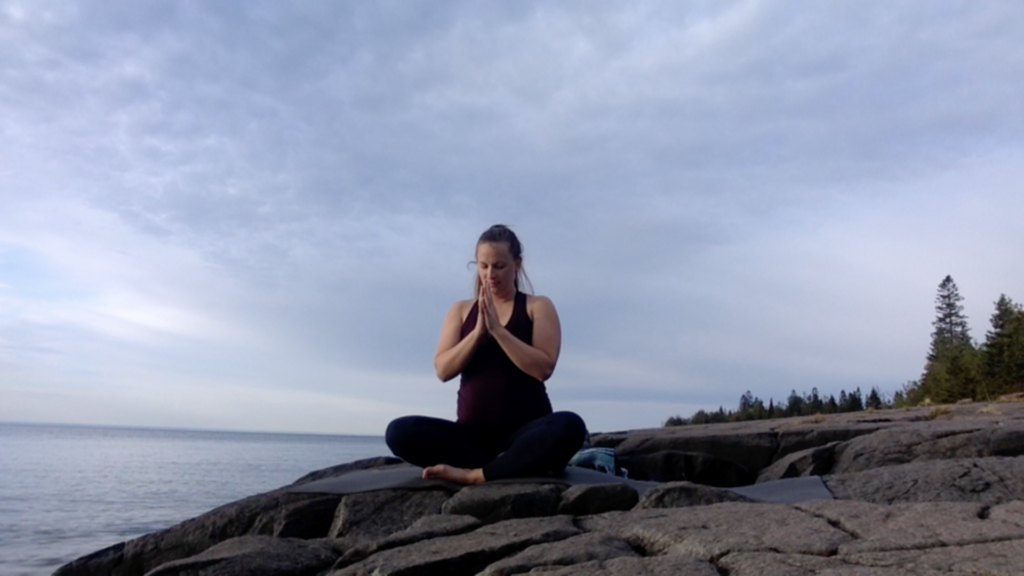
[567,447,628,478]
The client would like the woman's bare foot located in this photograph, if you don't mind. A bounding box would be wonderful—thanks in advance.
[421,464,485,485]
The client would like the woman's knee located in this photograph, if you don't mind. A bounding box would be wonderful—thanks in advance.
[385,415,420,454]
[550,411,587,446]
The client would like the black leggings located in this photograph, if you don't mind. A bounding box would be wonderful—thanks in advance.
[385,411,587,481]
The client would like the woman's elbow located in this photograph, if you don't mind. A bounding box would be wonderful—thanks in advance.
[536,362,556,382]
[434,361,457,382]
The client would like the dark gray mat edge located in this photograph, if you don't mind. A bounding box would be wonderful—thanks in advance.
[288,465,833,504]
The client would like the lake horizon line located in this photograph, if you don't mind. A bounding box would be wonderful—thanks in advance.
[0,419,386,439]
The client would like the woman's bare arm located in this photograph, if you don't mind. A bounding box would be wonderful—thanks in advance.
[433,300,485,382]
[489,295,561,381]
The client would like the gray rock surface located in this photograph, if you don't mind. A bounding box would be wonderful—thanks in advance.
[616,450,754,486]
[250,495,341,538]
[579,503,852,559]
[557,483,638,515]
[333,514,482,568]
[774,424,884,459]
[842,539,1024,575]
[143,536,338,576]
[596,427,780,474]
[634,480,757,509]
[511,555,721,575]
[824,457,1024,505]
[721,538,1024,575]
[796,499,1024,554]
[377,513,482,548]
[328,489,449,540]
[592,402,1024,484]
[717,552,887,576]
[329,515,580,576]
[54,404,1024,576]
[830,422,1024,474]
[757,441,839,483]
[439,483,564,523]
[478,532,638,576]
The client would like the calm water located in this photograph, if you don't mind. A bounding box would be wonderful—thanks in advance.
[0,422,390,576]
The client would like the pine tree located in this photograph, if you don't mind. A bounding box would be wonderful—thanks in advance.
[840,387,864,412]
[713,407,727,423]
[786,390,804,417]
[750,397,766,420]
[866,387,883,409]
[892,389,907,408]
[849,388,864,411]
[918,275,980,403]
[981,294,1024,395]
[807,387,823,413]
[738,390,754,414]
[691,410,710,425]
[663,415,685,427]
[929,275,971,359]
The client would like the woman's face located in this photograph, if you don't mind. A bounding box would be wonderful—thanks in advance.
[476,241,519,297]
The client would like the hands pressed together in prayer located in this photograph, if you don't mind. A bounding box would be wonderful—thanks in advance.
[475,283,504,336]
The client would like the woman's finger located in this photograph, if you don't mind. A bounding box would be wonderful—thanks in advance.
[482,293,494,329]
[477,292,488,332]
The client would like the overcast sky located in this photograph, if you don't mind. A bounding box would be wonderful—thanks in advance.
[2,1,1022,436]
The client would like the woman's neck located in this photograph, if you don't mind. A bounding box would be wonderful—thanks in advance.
[490,287,517,304]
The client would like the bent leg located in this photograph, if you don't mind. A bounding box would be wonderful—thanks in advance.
[385,415,496,470]
[482,411,587,481]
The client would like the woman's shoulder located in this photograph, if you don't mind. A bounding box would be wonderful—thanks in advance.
[524,293,556,315]
[524,293,553,304]
[450,297,477,321]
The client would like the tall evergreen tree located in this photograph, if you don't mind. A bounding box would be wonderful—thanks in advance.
[982,295,1024,395]
[892,389,907,408]
[750,397,766,420]
[842,387,864,412]
[738,390,754,414]
[929,275,971,359]
[917,275,980,403]
[786,390,804,416]
[807,387,823,413]
[866,387,883,410]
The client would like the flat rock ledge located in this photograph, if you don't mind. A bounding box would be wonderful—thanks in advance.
[55,402,1024,576]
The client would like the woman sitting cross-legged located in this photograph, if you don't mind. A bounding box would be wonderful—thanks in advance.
[385,224,587,484]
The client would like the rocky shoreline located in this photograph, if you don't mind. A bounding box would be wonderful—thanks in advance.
[54,401,1024,575]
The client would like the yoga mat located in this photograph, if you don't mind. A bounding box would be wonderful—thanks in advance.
[288,464,833,504]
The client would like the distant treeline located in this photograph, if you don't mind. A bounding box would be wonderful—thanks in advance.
[663,386,893,427]
[664,275,1024,427]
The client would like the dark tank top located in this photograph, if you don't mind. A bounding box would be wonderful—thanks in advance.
[457,290,553,431]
